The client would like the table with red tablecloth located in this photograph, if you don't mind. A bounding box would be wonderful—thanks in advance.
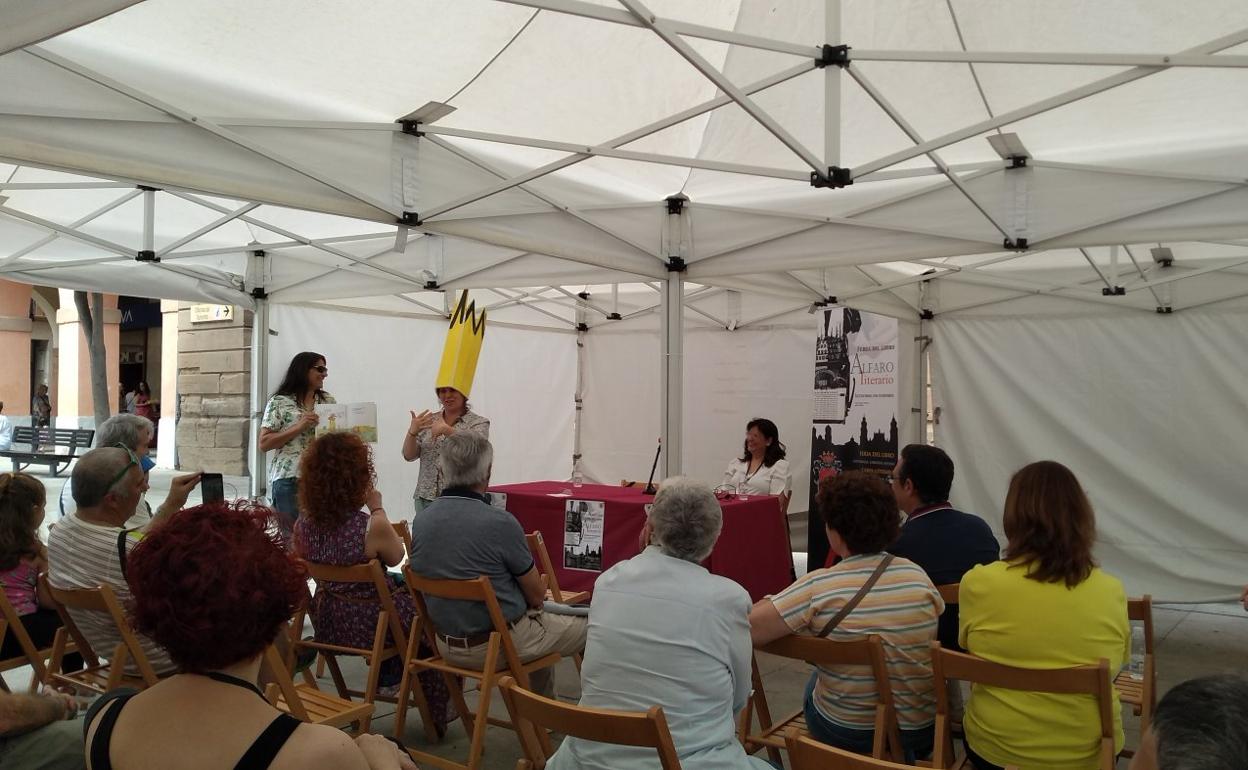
[488,481,792,602]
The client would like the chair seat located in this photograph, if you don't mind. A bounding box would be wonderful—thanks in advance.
[272,683,374,728]
[1113,671,1145,713]
[413,651,562,680]
[754,709,807,747]
[51,666,150,695]
[553,590,590,605]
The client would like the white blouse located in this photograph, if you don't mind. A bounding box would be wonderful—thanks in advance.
[722,457,791,497]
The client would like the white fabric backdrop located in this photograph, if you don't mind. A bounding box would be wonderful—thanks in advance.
[931,309,1248,601]
[266,304,576,521]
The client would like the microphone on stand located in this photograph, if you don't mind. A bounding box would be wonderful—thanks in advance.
[643,438,661,495]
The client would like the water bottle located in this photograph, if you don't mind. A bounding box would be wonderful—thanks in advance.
[1129,625,1145,681]
[572,468,584,488]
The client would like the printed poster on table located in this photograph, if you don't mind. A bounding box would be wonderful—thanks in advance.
[563,499,604,572]
[808,307,899,568]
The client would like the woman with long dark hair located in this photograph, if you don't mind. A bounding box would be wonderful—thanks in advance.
[259,352,335,535]
[958,460,1130,769]
[722,418,792,512]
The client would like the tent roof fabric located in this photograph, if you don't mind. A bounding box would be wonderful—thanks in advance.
[2,0,1248,320]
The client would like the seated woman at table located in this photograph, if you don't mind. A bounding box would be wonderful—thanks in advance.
[749,471,943,762]
[958,461,1129,770]
[549,477,772,770]
[723,418,791,512]
[294,432,453,733]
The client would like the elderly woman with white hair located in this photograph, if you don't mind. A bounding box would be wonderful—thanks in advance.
[51,414,157,538]
[547,477,772,770]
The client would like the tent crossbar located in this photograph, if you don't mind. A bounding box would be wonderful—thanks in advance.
[838,268,959,302]
[392,294,447,315]
[851,26,1248,178]
[686,303,727,328]
[1079,247,1114,290]
[0,187,142,267]
[783,271,828,300]
[549,286,612,318]
[156,202,261,257]
[1121,245,1165,307]
[612,285,724,321]
[735,303,812,329]
[147,261,242,293]
[852,50,1248,68]
[1034,185,1241,246]
[1031,160,1248,188]
[0,181,134,190]
[619,0,825,174]
[496,0,816,58]
[0,254,131,274]
[165,231,395,260]
[1177,286,1248,312]
[937,271,1152,310]
[839,166,1003,219]
[423,135,664,260]
[0,204,133,256]
[439,252,531,285]
[265,242,405,297]
[854,264,922,313]
[1125,255,1248,291]
[487,288,577,327]
[846,66,1011,239]
[25,47,401,220]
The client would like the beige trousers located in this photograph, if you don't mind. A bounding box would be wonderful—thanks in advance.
[439,611,587,697]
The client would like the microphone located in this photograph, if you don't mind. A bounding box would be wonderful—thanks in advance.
[643,438,661,495]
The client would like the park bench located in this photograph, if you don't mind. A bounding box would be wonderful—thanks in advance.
[0,426,95,476]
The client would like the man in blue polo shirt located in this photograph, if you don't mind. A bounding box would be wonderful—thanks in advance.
[888,444,999,651]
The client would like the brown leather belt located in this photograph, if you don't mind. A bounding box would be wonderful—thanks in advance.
[436,619,518,650]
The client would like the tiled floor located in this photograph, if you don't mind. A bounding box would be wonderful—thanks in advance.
[18,470,1248,768]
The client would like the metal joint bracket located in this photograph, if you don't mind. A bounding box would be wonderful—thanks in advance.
[398,120,424,137]
[1007,156,1028,169]
[251,287,268,299]
[424,280,440,290]
[135,250,159,263]
[1156,306,1174,314]
[1101,286,1126,296]
[665,194,689,215]
[250,250,266,258]
[666,257,687,272]
[811,167,853,188]
[577,291,590,300]
[1003,237,1029,251]
[817,44,851,69]
[136,185,161,192]
[607,312,622,320]
[576,322,589,332]
[400,211,421,226]
[920,309,935,320]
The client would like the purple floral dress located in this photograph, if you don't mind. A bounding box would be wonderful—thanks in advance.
[295,511,451,732]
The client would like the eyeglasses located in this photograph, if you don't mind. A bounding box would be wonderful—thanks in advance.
[884,475,896,485]
[311,365,328,375]
[105,443,140,492]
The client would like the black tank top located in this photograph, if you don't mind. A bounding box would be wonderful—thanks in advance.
[86,672,301,770]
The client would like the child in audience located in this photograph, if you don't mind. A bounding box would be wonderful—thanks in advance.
[0,472,82,672]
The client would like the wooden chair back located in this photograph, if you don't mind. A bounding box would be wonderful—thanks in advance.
[930,643,1114,770]
[785,728,910,769]
[42,578,160,691]
[936,583,960,605]
[1129,595,1154,654]
[303,559,409,652]
[392,520,413,558]
[261,642,373,729]
[498,675,682,770]
[0,589,53,692]
[526,531,585,604]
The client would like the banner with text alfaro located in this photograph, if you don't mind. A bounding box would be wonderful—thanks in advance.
[807,307,899,568]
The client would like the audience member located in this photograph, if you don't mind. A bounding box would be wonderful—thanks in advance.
[82,502,417,769]
[750,472,943,762]
[46,447,200,675]
[0,402,12,451]
[54,414,159,537]
[1129,674,1248,770]
[0,688,83,769]
[0,472,83,674]
[294,432,452,733]
[549,477,771,770]
[888,444,999,651]
[959,460,1129,770]
[409,431,586,698]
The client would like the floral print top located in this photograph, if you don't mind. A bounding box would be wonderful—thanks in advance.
[261,391,335,482]
[413,410,490,501]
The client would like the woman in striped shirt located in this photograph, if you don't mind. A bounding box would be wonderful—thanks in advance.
[749,471,944,763]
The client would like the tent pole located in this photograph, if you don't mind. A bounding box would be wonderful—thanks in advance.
[916,317,929,445]
[573,293,587,482]
[825,0,841,168]
[248,251,269,500]
[660,269,683,478]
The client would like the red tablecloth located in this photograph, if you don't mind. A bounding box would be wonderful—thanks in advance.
[489,481,792,602]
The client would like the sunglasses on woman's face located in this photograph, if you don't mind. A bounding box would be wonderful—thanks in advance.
[310,365,328,375]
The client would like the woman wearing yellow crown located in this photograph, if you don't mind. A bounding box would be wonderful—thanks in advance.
[402,293,491,514]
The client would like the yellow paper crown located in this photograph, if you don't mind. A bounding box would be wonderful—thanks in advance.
[436,292,487,396]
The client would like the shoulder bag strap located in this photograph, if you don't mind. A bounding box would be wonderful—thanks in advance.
[816,554,894,638]
[116,528,136,579]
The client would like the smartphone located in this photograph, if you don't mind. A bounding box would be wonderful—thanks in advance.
[201,472,225,504]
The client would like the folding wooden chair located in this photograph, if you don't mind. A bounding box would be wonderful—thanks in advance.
[396,570,563,770]
[526,531,589,605]
[0,590,77,693]
[930,643,1116,769]
[785,727,1020,770]
[41,579,160,695]
[294,558,435,735]
[499,674,682,770]
[392,520,413,558]
[261,643,373,731]
[1114,595,1156,742]
[935,583,960,606]
[740,634,901,764]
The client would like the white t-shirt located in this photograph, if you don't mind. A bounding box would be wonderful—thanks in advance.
[0,414,12,451]
[722,457,791,497]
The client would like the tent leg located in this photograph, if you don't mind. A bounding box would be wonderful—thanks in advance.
[660,269,683,478]
[573,296,587,482]
[248,288,270,500]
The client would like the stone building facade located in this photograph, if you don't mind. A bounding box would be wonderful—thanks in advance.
[175,305,252,475]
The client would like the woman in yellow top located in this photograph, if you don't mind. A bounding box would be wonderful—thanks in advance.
[959,460,1130,770]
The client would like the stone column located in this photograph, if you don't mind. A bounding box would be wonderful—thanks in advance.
[0,280,32,420]
[176,304,252,475]
[55,290,120,429]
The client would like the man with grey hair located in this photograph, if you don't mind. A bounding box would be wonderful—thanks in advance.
[1129,674,1248,770]
[409,431,587,698]
[54,414,157,533]
[549,477,770,770]
[47,447,200,675]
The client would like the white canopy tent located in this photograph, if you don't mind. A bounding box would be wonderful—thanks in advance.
[1,0,1246,599]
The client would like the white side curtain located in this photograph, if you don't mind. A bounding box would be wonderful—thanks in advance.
[266,304,576,520]
[930,309,1248,601]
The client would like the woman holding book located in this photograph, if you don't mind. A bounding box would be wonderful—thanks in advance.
[259,352,335,536]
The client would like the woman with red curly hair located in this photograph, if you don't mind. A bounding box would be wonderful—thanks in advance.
[749,471,943,762]
[295,432,452,734]
[81,502,416,769]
